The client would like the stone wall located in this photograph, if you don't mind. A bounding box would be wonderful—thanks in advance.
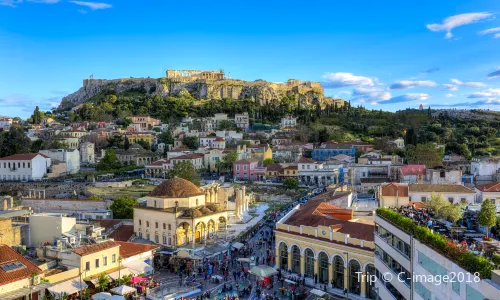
[21,198,107,214]
[0,182,90,198]
[0,218,21,246]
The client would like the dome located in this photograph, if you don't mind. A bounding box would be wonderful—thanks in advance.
[148,177,203,198]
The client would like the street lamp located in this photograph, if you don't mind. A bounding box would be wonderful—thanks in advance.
[343,251,349,300]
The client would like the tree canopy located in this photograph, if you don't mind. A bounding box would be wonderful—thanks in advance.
[168,161,201,186]
[478,198,497,238]
[110,197,138,219]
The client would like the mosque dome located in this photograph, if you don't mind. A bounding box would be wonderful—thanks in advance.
[148,177,203,198]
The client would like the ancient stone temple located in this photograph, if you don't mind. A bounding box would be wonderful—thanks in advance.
[133,177,229,248]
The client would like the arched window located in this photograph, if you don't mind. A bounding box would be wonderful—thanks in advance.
[349,260,361,295]
[163,235,167,244]
[366,264,376,299]
[138,232,143,238]
[291,246,301,274]
[279,243,288,270]
[318,252,329,284]
[146,221,149,227]
[333,256,344,289]
[163,223,166,230]
[305,249,314,278]
[168,224,172,230]
[155,222,158,228]
[154,234,159,243]
[139,219,142,226]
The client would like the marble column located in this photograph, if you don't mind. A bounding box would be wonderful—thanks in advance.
[328,263,333,286]
[300,255,305,276]
[344,265,349,291]
[360,271,366,298]
[314,259,318,282]
[275,248,280,269]
[287,251,292,271]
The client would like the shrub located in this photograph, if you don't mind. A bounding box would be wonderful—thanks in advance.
[376,208,493,279]
[492,253,500,267]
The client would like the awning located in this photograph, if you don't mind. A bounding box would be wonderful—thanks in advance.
[237,258,250,263]
[125,260,154,275]
[310,289,326,297]
[285,279,297,284]
[110,285,136,295]
[47,279,88,299]
[1,283,52,300]
[232,242,244,249]
[108,268,136,280]
[174,289,201,299]
[176,250,190,258]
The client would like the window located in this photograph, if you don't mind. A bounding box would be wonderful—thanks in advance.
[168,224,172,230]
[163,223,166,230]
[27,163,30,168]
[155,222,158,228]
[95,259,99,268]
[243,165,247,171]
[155,234,159,243]
[146,221,149,227]
[421,196,427,201]
[163,235,167,244]
[23,162,25,168]
[139,220,142,226]
[448,197,454,203]
[112,254,116,263]
[103,256,108,266]
[418,251,447,279]
[440,171,446,178]
[236,165,240,171]
[85,261,90,271]
[415,282,432,300]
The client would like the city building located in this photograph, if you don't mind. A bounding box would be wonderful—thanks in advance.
[0,244,48,300]
[233,158,265,181]
[199,136,226,149]
[170,153,205,169]
[80,142,95,164]
[475,182,500,204]
[0,117,13,130]
[133,178,230,247]
[312,144,356,161]
[275,199,375,298]
[0,153,51,181]
[426,167,463,185]
[39,149,80,174]
[298,157,341,186]
[234,112,249,130]
[127,115,161,130]
[408,184,475,205]
[114,143,160,166]
[124,132,155,146]
[398,165,426,184]
[280,115,297,129]
[374,209,500,300]
[247,144,273,160]
[0,218,21,246]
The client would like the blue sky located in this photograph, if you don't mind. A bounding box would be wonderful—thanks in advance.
[1,0,500,118]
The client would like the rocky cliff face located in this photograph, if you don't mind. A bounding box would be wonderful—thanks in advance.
[60,77,331,109]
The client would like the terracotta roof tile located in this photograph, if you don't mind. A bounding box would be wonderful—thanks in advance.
[298,157,318,164]
[148,177,202,198]
[400,164,426,176]
[0,245,42,286]
[72,240,119,257]
[476,182,500,192]
[116,241,159,258]
[408,184,474,194]
[381,183,409,197]
[0,153,49,161]
[108,225,135,242]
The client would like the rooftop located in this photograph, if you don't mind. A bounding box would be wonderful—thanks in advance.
[408,183,475,193]
[148,177,203,198]
[0,153,49,161]
[72,240,119,256]
[0,245,42,286]
[116,241,160,258]
[476,182,500,192]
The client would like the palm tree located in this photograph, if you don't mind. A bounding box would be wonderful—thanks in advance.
[97,273,110,292]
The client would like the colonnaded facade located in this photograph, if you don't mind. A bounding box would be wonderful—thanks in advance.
[275,199,376,298]
[133,177,230,248]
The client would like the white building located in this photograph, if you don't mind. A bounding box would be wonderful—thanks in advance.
[471,157,500,182]
[0,153,51,181]
[234,112,249,130]
[199,136,226,149]
[216,130,243,142]
[374,212,500,300]
[80,142,95,164]
[170,153,204,169]
[475,182,500,204]
[0,117,13,130]
[280,115,297,128]
[39,149,80,174]
[426,168,462,185]
[297,157,340,186]
[29,213,76,247]
[408,184,475,204]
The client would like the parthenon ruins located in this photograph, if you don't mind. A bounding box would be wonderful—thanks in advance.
[166,69,225,80]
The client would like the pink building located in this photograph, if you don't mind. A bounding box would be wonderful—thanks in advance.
[233,158,265,181]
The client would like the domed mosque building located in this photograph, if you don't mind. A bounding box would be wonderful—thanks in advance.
[133,177,229,248]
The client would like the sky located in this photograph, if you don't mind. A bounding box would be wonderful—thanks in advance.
[1,0,500,118]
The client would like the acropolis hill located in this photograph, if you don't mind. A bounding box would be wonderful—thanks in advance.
[60,69,344,108]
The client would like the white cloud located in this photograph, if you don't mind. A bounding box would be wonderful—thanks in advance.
[463,81,487,87]
[487,70,500,79]
[377,93,430,105]
[450,78,463,85]
[444,93,456,98]
[495,33,500,39]
[479,27,500,35]
[69,1,111,10]
[467,88,500,98]
[389,80,437,89]
[27,0,60,3]
[0,0,21,7]
[426,12,495,39]
[351,87,391,103]
[322,72,374,89]
[443,84,458,91]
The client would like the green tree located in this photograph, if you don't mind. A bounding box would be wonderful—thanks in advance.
[96,273,110,292]
[182,136,199,150]
[106,135,124,149]
[0,126,32,157]
[124,136,130,150]
[318,127,329,144]
[158,130,174,145]
[427,193,448,217]
[218,120,235,131]
[110,197,138,219]
[440,203,464,224]
[406,143,442,168]
[262,158,275,166]
[31,106,42,124]
[168,161,201,186]
[96,149,122,171]
[215,151,238,173]
[478,198,497,238]
[283,178,300,190]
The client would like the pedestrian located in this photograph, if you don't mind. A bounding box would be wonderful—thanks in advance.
[314,273,317,284]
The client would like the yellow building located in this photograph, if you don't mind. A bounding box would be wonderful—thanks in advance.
[0,218,21,246]
[124,132,155,146]
[127,115,161,130]
[275,199,375,298]
[283,165,298,178]
[133,178,229,247]
[248,144,272,160]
